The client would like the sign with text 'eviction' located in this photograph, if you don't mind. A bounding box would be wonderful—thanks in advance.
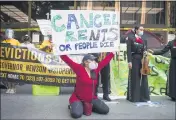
[51,10,120,55]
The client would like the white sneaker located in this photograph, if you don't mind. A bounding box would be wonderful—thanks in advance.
[147,101,152,104]
[6,89,11,93]
[99,84,103,88]
[9,89,16,94]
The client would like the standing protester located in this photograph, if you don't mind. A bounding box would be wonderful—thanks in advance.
[148,36,176,101]
[2,29,21,94]
[60,52,114,118]
[2,29,20,46]
[92,52,112,101]
[99,52,111,101]
[154,34,170,58]
[0,32,7,89]
[20,34,35,48]
[126,26,150,102]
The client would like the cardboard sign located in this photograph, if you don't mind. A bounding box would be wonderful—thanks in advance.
[51,10,120,55]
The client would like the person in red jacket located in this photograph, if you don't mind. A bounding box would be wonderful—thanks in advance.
[60,52,114,118]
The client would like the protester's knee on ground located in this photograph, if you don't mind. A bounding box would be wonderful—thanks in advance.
[71,111,82,118]
[100,104,109,114]
[92,99,109,114]
[70,101,83,118]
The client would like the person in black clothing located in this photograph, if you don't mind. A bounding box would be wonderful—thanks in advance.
[153,34,171,58]
[92,52,112,101]
[148,37,176,101]
[0,32,7,89]
[126,26,150,102]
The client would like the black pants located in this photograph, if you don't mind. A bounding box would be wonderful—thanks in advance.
[70,99,109,118]
[92,53,111,96]
[166,59,176,100]
[100,63,111,96]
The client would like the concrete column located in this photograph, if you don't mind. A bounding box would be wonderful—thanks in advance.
[74,0,77,10]
[115,0,120,12]
[140,0,146,24]
[87,0,93,10]
[28,1,32,36]
[165,1,170,42]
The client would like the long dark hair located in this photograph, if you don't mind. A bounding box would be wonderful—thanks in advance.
[90,70,97,80]
[134,26,140,34]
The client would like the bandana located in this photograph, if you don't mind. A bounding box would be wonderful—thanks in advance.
[136,37,143,44]
[135,34,143,44]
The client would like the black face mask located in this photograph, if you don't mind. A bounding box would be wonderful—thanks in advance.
[90,70,96,80]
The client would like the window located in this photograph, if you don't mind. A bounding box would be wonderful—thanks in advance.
[120,1,165,25]
[170,1,176,28]
[92,1,115,11]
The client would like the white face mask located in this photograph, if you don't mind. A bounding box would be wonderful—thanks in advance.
[7,33,13,39]
[88,62,98,70]
[138,31,144,36]
[5,29,14,39]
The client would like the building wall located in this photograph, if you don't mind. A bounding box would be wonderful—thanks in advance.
[170,1,176,28]
[0,1,175,43]
[77,1,167,43]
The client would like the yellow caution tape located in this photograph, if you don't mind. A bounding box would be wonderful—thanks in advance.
[1,27,176,32]
[121,28,176,32]
[1,28,40,32]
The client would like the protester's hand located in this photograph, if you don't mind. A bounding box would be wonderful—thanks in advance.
[128,62,132,69]
[147,49,153,54]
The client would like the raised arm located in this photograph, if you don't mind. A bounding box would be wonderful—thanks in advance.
[153,41,171,55]
[60,55,80,73]
[96,52,114,72]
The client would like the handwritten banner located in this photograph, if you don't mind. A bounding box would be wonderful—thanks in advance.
[51,10,120,55]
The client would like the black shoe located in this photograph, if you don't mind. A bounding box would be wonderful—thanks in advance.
[103,95,111,101]
[171,97,175,101]
[0,84,7,89]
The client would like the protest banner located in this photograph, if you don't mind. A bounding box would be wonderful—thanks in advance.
[51,10,120,55]
[110,45,170,96]
[0,45,83,87]
[0,44,170,96]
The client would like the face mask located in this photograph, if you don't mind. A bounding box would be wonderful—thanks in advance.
[138,31,143,36]
[88,62,98,70]
[5,30,14,39]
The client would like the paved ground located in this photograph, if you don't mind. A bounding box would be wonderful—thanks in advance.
[1,85,175,119]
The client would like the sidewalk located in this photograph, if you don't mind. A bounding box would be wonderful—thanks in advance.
[1,85,175,119]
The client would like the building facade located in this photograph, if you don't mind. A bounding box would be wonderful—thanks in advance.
[0,1,175,43]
